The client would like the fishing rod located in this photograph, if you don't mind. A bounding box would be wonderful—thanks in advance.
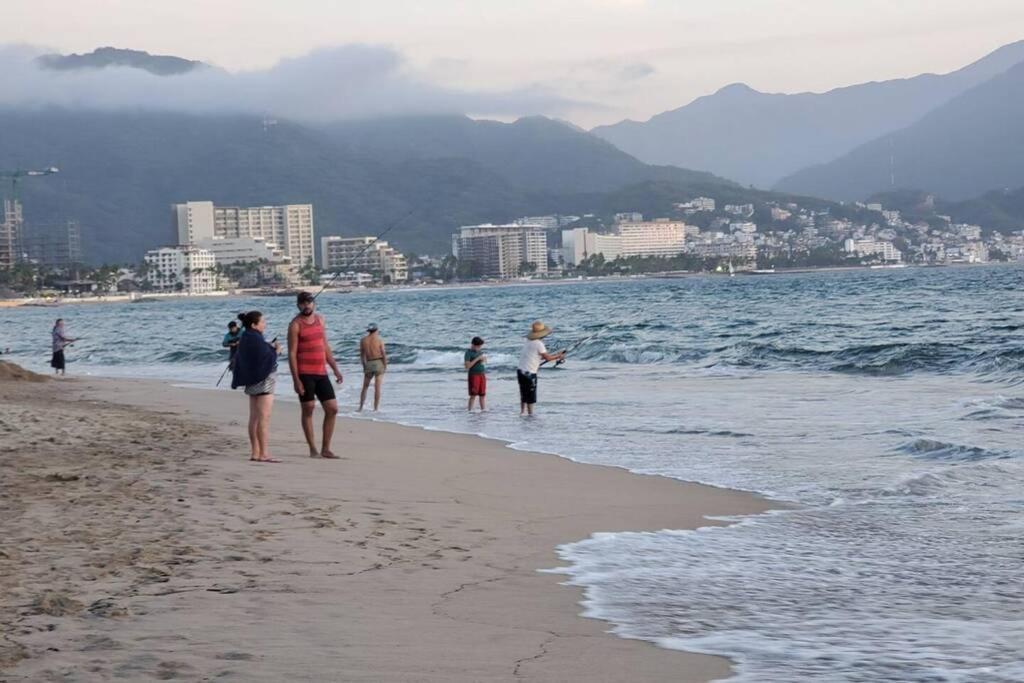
[544,325,614,368]
[311,208,416,301]
[216,335,276,387]
[541,294,670,368]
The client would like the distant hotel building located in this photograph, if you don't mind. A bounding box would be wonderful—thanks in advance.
[617,220,687,258]
[451,224,548,279]
[143,245,217,293]
[562,221,687,265]
[196,236,294,283]
[562,228,622,266]
[844,238,903,262]
[690,242,757,261]
[320,236,408,283]
[172,201,315,267]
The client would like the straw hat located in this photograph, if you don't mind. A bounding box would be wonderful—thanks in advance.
[527,321,552,340]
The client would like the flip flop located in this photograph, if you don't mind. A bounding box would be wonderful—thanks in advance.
[257,457,282,463]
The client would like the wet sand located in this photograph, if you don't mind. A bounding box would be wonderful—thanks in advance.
[1,373,774,681]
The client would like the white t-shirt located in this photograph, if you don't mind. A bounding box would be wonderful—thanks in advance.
[518,339,547,374]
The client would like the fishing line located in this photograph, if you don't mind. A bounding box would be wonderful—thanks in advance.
[542,292,672,368]
[311,209,415,301]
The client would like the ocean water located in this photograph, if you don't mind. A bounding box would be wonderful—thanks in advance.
[3,266,1023,682]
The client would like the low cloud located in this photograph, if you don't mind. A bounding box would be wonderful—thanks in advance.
[618,62,656,81]
[0,44,587,121]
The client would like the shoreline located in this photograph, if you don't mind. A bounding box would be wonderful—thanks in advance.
[1,373,776,681]
[2,261,1015,309]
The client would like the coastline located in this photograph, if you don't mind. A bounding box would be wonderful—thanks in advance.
[1,374,775,681]
[1,261,1014,309]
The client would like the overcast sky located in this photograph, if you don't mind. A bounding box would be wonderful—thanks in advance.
[5,0,1024,127]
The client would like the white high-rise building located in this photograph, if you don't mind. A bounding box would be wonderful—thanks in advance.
[143,245,217,293]
[451,224,548,279]
[320,236,408,283]
[618,220,687,258]
[562,228,623,266]
[844,239,902,262]
[195,236,295,284]
[173,201,215,244]
[172,201,315,267]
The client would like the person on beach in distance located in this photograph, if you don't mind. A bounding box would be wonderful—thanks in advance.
[288,292,344,459]
[50,318,76,376]
[222,321,242,371]
[464,336,487,412]
[231,310,281,463]
[358,323,387,412]
[517,321,564,416]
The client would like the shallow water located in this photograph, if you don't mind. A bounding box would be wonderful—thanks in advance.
[4,265,1023,681]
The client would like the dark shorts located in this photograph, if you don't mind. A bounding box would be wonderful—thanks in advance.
[468,373,487,397]
[50,350,65,370]
[299,374,336,404]
[517,370,538,405]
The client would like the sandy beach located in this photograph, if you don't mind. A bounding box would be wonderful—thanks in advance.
[1,366,774,682]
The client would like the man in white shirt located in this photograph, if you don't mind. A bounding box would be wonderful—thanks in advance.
[517,321,565,416]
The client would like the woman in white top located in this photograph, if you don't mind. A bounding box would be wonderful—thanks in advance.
[516,321,565,416]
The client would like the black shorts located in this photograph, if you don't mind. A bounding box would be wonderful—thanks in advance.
[517,370,538,405]
[298,374,336,404]
[50,350,65,370]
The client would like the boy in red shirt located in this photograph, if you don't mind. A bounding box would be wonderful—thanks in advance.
[464,336,487,412]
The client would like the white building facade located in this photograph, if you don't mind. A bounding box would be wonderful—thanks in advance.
[844,239,903,262]
[562,228,623,266]
[452,224,548,279]
[195,236,295,283]
[618,220,687,258]
[172,201,315,267]
[320,236,408,283]
[143,246,217,293]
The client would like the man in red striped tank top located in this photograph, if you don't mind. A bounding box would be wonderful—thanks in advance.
[288,292,344,458]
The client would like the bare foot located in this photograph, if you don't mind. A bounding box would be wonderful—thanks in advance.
[309,449,321,458]
[257,457,282,463]
[320,450,340,459]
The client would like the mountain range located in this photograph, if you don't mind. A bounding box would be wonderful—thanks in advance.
[774,59,1024,201]
[0,106,743,264]
[592,41,1024,191]
[36,47,207,76]
[6,43,1024,265]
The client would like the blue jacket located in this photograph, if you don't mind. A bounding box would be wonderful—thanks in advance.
[231,329,277,389]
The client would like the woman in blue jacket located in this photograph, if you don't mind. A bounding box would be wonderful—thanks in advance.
[232,310,281,462]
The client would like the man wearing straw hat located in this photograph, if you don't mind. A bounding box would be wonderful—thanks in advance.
[516,321,565,416]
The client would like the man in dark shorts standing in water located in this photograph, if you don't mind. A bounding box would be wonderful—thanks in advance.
[288,292,344,458]
[517,321,564,416]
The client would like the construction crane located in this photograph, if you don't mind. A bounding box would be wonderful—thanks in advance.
[0,167,59,267]
[1,167,60,198]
